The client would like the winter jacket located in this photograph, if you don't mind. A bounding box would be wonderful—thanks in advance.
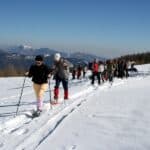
[98,64,104,73]
[107,63,115,74]
[53,59,69,80]
[92,62,99,73]
[28,64,50,84]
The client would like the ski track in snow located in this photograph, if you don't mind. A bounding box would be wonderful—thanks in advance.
[0,68,149,150]
[0,78,97,150]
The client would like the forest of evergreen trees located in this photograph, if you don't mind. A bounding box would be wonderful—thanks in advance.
[116,52,150,65]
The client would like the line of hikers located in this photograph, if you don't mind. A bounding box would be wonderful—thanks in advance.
[25,53,136,114]
[89,59,131,85]
[71,65,88,80]
[71,58,132,85]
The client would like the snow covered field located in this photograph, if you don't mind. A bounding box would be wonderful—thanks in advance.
[0,64,150,150]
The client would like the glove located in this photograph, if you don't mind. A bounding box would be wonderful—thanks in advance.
[24,72,29,76]
[48,74,52,79]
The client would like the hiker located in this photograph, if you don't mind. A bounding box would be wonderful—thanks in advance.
[123,60,129,78]
[118,60,124,78]
[107,60,115,83]
[25,55,51,114]
[52,53,69,104]
[83,66,87,78]
[91,58,100,85]
[77,65,82,79]
[98,61,105,83]
[72,67,76,80]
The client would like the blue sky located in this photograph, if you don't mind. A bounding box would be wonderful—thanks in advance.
[0,0,150,57]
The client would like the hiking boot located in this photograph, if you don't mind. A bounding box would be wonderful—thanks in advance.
[64,97,69,100]
[32,109,42,117]
[50,100,58,105]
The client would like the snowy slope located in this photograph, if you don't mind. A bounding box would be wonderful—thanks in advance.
[0,64,150,150]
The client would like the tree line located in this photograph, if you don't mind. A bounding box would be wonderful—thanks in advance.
[116,52,150,65]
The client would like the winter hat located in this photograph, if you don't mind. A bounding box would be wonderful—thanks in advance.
[54,53,61,61]
[35,55,43,61]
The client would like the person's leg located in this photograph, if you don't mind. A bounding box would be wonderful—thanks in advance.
[91,72,95,84]
[62,79,68,99]
[109,72,113,83]
[37,83,48,111]
[101,72,104,82]
[33,83,41,110]
[97,72,101,85]
[54,78,60,100]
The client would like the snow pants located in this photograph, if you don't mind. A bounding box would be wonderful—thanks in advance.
[91,72,100,85]
[54,77,68,100]
[33,83,48,110]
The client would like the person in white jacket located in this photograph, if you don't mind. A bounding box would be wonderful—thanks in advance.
[52,53,69,104]
[98,61,105,83]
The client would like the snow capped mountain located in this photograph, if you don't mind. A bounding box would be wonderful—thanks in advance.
[7,45,34,55]
[19,45,32,50]
[7,45,60,56]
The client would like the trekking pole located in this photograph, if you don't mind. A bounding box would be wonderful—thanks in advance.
[48,78,53,109]
[15,76,26,116]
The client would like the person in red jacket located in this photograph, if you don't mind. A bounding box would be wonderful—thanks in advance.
[91,59,100,85]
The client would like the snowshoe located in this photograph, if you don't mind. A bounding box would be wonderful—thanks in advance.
[50,100,59,105]
[32,109,42,118]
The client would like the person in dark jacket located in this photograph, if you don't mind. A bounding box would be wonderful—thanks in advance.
[25,55,51,113]
[107,60,114,83]
[77,65,82,79]
[72,67,76,80]
[52,53,69,104]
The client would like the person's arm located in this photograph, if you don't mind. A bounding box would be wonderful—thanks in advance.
[27,65,34,77]
[45,65,52,78]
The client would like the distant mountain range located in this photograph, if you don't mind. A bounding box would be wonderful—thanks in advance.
[6,45,104,59]
[70,52,105,62]
[0,45,106,71]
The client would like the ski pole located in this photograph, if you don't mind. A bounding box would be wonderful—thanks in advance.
[48,79,53,109]
[15,76,26,116]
